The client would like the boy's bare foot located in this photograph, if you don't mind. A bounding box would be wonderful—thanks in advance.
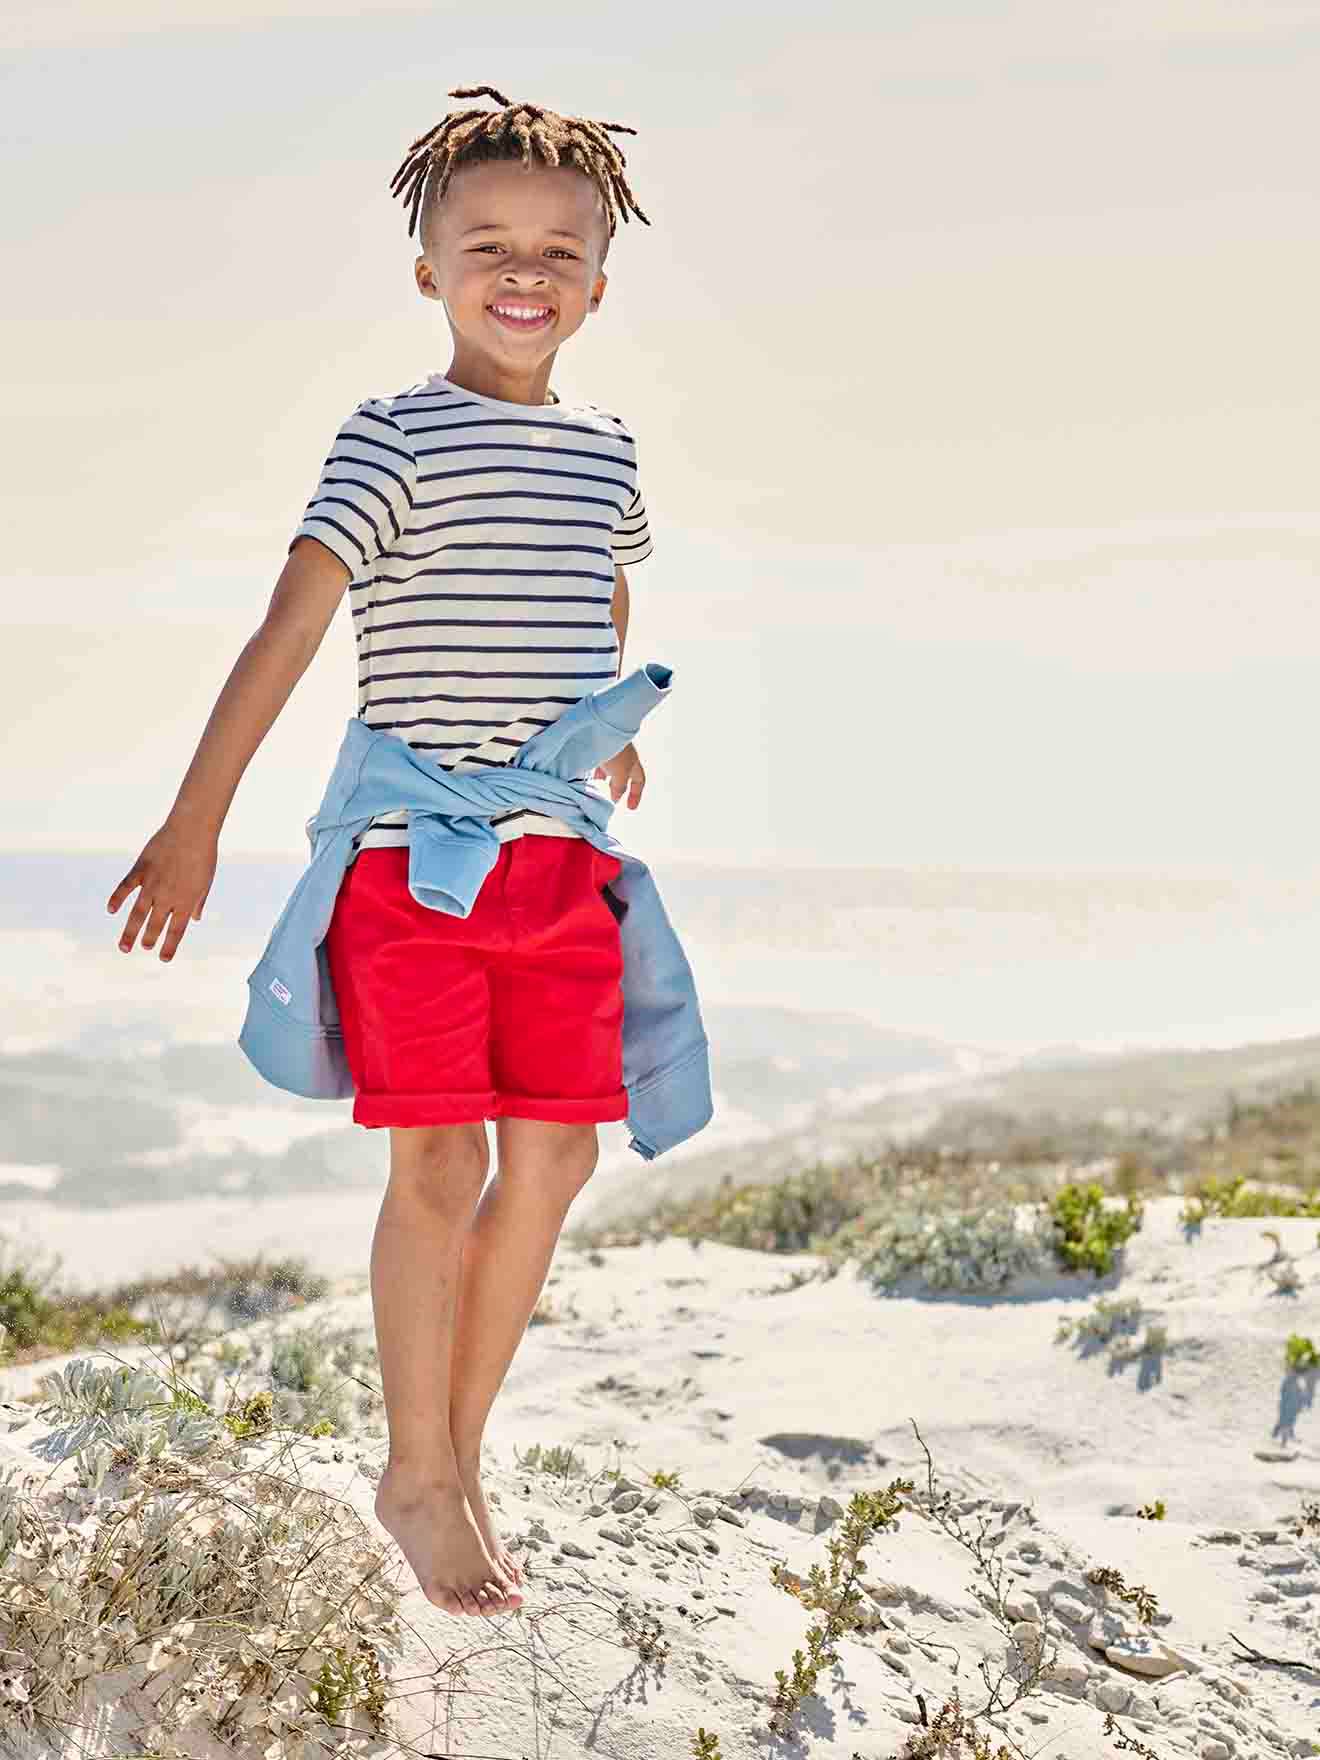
[458,1456,524,1587]
[375,1472,523,1616]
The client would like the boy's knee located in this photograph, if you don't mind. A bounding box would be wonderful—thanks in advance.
[498,1119,599,1196]
[387,1121,491,1201]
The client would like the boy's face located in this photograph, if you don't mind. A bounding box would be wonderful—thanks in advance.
[415,159,609,368]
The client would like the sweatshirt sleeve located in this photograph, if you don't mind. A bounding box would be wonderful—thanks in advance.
[611,487,654,568]
[289,398,417,581]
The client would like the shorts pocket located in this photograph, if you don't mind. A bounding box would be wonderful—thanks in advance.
[591,847,627,926]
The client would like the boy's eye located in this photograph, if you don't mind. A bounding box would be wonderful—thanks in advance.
[470,245,576,258]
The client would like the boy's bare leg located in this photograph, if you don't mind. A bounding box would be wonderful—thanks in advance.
[449,1117,599,1582]
[371,1120,523,1618]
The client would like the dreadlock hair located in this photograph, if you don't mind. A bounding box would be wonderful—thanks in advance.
[389,84,650,259]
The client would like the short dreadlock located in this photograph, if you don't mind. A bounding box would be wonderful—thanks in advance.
[389,84,651,258]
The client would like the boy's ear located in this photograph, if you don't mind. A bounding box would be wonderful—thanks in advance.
[590,270,608,310]
[415,255,440,299]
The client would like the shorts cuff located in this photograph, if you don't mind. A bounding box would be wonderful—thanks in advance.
[352,1088,497,1128]
[492,1088,630,1124]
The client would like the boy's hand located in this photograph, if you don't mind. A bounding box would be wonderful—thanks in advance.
[107,821,218,961]
[593,742,645,809]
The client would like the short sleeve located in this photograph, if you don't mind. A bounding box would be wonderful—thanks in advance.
[289,399,417,581]
[611,488,654,568]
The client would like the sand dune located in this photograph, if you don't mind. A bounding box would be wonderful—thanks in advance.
[3,1194,1318,1757]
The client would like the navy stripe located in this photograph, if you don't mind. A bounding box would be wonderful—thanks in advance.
[415,440,635,471]
[363,640,618,657]
[396,740,534,757]
[363,616,611,636]
[396,407,635,446]
[360,666,619,684]
[418,462,633,498]
[351,591,609,608]
[413,514,614,533]
[371,712,554,733]
[366,689,587,707]
[417,542,610,555]
[373,567,615,586]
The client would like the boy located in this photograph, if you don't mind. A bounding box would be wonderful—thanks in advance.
[107,86,668,1620]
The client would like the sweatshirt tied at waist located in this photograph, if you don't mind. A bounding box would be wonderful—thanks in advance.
[237,661,714,1162]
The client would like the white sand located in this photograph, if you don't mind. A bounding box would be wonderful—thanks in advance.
[3,1194,1319,1756]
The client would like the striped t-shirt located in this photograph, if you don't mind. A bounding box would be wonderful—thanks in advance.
[289,372,653,858]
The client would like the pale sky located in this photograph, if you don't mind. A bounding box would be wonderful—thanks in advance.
[5,0,1319,873]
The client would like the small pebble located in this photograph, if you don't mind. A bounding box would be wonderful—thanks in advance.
[1095,1680,1132,1714]
[1046,1662,1089,1690]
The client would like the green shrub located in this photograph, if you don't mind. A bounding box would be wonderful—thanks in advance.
[768,1479,913,1738]
[515,1442,584,1479]
[827,1203,1049,1293]
[1056,1295,1144,1346]
[1286,1334,1320,1372]
[651,1163,878,1254]
[1181,1173,1320,1228]
[1045,1183,1142,1276]
[0,1263,153,1359]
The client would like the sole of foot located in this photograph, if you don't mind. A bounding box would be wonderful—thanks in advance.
[375,1476,524,1616]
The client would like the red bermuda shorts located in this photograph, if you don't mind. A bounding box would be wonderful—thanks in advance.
[323,833,629,1129]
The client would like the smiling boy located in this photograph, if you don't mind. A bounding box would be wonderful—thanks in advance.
[108,86,662,1617]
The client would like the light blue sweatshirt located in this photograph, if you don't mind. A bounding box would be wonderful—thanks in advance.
[237,661,713,1161]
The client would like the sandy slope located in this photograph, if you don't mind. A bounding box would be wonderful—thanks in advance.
[3,1196,1319,1757]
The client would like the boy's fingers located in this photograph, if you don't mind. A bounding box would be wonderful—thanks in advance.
[138,902,170,950]
[107,870,141,913]
[159,913,189,962]
[119,895,155,951]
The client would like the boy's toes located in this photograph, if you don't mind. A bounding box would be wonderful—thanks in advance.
[491,1568,522,1606]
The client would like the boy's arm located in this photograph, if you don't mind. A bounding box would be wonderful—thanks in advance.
[611,565,629,674]
[107,536,352,960]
